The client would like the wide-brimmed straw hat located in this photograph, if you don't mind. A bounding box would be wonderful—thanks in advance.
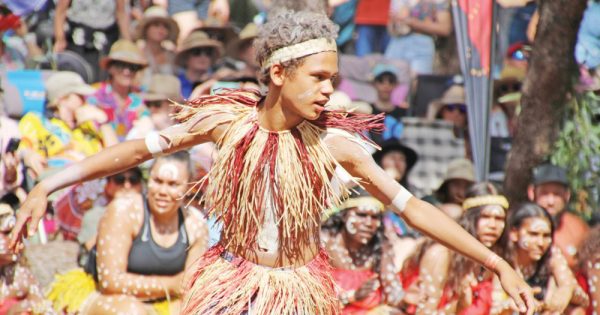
[436,158,475,192]
[100,39,148,69]
[135,6,180,43]
[226,23,258,58]
[45,71,96,107]
[426,84,466,120]
[142,74,182,102]
[176,31,224,66]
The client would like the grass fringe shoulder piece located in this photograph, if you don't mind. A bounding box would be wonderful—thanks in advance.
[173,89,384,262]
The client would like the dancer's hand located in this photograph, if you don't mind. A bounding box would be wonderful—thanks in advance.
[497,262,537,314]
[9,184,49,251]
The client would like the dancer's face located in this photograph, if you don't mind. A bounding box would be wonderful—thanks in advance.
[279,51,338,121]
[511,217,552,262]
[147,160,189,216]
[476,205,506,247]
[343,207,381,245]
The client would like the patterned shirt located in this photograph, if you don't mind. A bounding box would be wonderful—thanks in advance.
[87,82,147,141]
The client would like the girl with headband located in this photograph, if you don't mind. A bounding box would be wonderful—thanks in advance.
[502,203,588,314]
[322,188,404,313]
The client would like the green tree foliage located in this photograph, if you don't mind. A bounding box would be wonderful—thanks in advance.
[551,92,600,219]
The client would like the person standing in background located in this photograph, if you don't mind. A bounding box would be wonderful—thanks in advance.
[54,0,132,82]
[354,0,391,57]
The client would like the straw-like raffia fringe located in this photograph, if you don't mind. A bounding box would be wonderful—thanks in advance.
[46,268,96,313]
[174,89,384,262]
[314,110,386,145]
[174,89,259,123]
[45,269,174,314]
[181,245,340,315]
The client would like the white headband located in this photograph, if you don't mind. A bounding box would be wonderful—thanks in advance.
[262,38,337,69]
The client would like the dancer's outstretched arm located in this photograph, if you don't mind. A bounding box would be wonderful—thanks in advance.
[327,136,537,315]
[10,113,234,249]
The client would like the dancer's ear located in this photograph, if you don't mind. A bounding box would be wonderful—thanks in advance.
[269,64,286,87]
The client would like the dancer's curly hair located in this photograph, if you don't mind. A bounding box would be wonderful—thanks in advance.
[254,10,339,85]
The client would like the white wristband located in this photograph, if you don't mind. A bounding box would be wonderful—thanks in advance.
[145,131,164,156]
[389,186,413,213]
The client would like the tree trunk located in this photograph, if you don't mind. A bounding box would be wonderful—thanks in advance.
[503,0,587,203]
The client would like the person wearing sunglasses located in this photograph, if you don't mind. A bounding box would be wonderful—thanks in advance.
[175,31,223,99]
[87,40,149,141]
[48,152,208,314]
[427,83,468,138]
[76,167,144,258]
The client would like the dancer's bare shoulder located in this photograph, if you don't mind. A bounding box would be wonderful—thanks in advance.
[322,129,372,167]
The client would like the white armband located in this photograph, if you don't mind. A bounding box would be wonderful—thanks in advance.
[389,186,413,213]
[145,131,165,157]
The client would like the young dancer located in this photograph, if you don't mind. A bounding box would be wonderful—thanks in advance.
[11,9,535,315]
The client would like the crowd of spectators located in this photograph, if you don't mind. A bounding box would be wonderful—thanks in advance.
[0,0,600,314]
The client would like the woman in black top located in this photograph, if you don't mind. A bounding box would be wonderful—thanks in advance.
[48,151,208,314]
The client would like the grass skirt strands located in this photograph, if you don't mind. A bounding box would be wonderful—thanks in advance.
[46,268,171,315]
[172,90,384,263]
[181,244,340,315]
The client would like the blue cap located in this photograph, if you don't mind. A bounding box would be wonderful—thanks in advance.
[372,63,399,80]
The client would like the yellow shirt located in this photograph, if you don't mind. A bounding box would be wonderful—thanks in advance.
[18,112,104,162]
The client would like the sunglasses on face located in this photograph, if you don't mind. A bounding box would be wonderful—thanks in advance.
[189,47,214,57]
[444,103,467,113]
[111,61,144,72]
[110,174,142,185]
[499,82,521,93]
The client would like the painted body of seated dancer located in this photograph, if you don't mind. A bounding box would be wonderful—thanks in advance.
[448,183,510,314]
[576,226,600,315]
[399,183,512,314]
[12,9,537,315]
[0,204,52,314]
[502,203,589,315]
[47,152,208,314]
[322,188,404,313]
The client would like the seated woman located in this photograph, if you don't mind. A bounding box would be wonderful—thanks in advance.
[321,188,405,314]
[502,203,588,314]
[399,182,508,314]
[47,151,208,315]
[448,183,510,314]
